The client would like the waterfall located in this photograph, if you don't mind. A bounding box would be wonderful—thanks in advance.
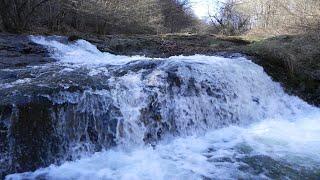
[2,36,320,179]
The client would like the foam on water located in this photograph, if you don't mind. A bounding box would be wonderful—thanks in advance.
[30,36,149,65]
[5,36,319,179]
[6,114,320,180]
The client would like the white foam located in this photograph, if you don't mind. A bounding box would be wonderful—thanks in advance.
[30,36,149,65]
[7,112,320,180]
[2,78,32,88]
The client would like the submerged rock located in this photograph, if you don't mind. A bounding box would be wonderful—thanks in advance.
[238,155,320,179]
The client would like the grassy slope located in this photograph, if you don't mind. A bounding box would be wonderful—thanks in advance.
[241,34,320,106]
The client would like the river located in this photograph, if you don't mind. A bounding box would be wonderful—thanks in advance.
[2,36,320,179]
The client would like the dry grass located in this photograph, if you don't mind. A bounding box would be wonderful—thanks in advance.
[240,32,320,105]
[243,33,320,75]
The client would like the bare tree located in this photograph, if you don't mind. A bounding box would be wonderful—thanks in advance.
[0,0,196,34]
[0,0,53,32]
[208,0,250,35]
[160,0,195,33]
[229,0,320,34]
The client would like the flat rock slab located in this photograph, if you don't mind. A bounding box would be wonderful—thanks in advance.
[0,33,55,69]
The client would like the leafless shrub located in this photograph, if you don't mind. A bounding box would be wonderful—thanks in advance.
[0,0,196,34]
[208,0,320,35]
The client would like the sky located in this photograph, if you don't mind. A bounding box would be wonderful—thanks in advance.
[190,0,221,19]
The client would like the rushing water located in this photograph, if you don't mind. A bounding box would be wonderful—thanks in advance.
[3,36,320,180]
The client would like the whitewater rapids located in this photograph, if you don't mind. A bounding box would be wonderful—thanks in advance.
[4,36,320,180]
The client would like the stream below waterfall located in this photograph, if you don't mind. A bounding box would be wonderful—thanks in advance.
[2,36,320,180]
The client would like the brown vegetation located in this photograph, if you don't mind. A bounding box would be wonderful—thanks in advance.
[207,0,320,36]
[239,33,320,105]
[0,0,196,34]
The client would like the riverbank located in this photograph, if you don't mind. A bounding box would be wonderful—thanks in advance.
[0,33,319,106]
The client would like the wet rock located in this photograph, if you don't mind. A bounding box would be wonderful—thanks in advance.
[0,33,55,69]
[0,64,121,177]
[0,90,123,178]
[9,97,59,174]
[167,71,182,88]
[238,155,320,179]
[68,35,82,42]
